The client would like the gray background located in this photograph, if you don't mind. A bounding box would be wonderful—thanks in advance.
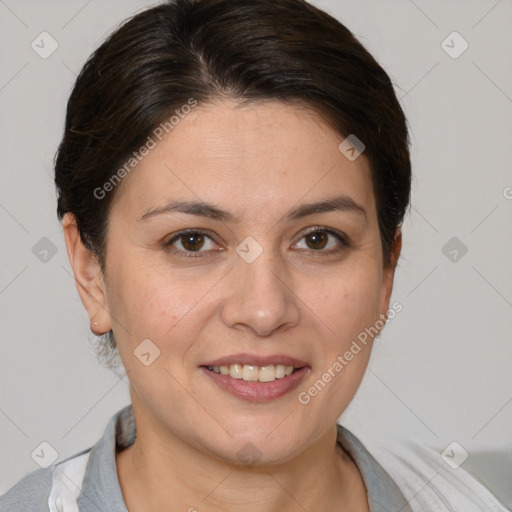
[1,0,511,507]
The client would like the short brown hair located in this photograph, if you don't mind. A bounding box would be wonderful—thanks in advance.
[55,0,411,359]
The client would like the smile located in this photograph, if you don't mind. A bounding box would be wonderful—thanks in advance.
[205,364,296,382]
[200,354,310,402]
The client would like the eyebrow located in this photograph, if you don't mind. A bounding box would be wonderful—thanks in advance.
[138,194,368,224]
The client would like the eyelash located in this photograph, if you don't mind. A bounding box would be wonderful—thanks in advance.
[164,226,349,258]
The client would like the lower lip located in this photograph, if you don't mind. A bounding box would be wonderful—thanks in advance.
[200,367,310,402]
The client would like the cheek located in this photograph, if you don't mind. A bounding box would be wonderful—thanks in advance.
[106,263,202,346]
[306,262,382,345]
[297,267,381,416]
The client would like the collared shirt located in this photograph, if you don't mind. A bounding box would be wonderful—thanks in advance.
[1,403,497,512]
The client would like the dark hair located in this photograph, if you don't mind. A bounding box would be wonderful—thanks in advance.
[55,0,411,359]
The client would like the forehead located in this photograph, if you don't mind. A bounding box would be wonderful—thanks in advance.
[110,99,376,223]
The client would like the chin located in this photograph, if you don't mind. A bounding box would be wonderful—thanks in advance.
[206,421,307,467]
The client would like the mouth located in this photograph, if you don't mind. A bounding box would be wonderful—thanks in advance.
[200,354,310,402]
[203,363,299,382]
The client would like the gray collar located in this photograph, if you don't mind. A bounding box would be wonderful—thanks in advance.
[337,424,413,511]
[77,405,412,511]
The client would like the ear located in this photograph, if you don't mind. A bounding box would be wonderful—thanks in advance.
[62,212,112,335]
[378,228,402,321]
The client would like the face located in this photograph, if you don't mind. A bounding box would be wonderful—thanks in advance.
[68,99,399,465]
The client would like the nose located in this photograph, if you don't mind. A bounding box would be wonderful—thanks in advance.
[220,246,301,337]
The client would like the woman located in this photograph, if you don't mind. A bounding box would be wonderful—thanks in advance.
[1,0,507,511]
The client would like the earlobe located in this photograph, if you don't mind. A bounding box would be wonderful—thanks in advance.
[62,213,112,335]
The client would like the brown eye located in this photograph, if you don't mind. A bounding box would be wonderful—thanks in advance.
[181,232,205,251]
[294,228,348,254]
[304,231,329,250]
[165,230,218,256]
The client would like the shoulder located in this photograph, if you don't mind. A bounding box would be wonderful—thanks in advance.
[0,466,54,511]
[1,405,133,512]
[0,448,92,512]
[367,438,510,512]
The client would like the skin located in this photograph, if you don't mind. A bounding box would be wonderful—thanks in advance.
[63,99,401,512]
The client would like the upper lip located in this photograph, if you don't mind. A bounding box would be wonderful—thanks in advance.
[201,353,310,368]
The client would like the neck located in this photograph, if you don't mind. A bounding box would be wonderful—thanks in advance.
[116,408,368,512]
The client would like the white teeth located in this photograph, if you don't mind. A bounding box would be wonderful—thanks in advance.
[242,365,259,381]
[209,364,299,382]
[229,364,243,379]
[259,365,276,382]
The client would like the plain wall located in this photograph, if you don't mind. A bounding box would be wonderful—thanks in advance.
[0,0,511,506]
